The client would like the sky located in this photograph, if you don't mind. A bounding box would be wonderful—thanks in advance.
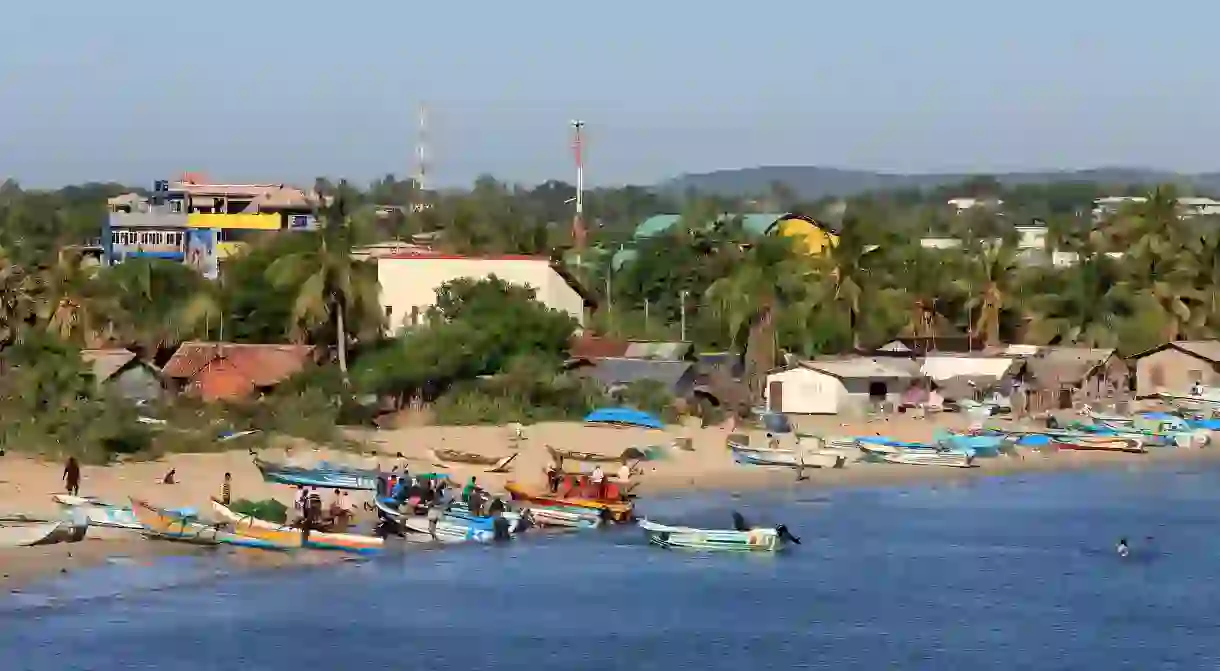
[2,1,1219,188]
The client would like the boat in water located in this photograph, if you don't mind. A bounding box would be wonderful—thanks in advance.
[372,498,496,543]
[504,481,634,522]
[253,456,381,491]
[638,520,796,552]
[130,498,295,549]
[210,500,383,554]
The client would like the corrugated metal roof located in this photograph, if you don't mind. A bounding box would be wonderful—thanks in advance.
[162,342,314,388]
[584,358,695,392]
[802,358,915,379]
[634,214,787,239]
[920,355,1017,381]
[80,348,139,381]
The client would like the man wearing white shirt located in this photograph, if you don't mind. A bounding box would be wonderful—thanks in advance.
[590,465,605,499]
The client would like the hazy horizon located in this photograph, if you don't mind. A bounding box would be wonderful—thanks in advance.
[3,0,1219,188]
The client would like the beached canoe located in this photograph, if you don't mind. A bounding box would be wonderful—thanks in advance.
[729,443,846,469]
[504,481,633,522]
[428,449,518,473]
[546,445,628,464]
[638,520,793,552]
[253,456,380,491]
[0,519,86,548]
[210,500,382,554]
[53,494,142,531]
[1051,436,1146,453]
[130,498,294,550]
[858,444,976,467]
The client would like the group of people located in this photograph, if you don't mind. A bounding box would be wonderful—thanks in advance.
[544,457,635,498]
[294,485,356,532]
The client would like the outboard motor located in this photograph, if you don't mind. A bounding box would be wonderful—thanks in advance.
[732,511,750,532]
[775,524,802,545]
[492,515,512,542]
[513,510,534,534]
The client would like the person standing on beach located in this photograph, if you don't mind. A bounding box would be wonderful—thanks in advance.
[220,472,232,505]
[63,457,81,496]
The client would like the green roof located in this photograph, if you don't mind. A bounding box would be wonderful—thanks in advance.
[633,213,788,239]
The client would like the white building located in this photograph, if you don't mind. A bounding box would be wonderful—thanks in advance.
[1092,195,1220,220]
[947,197,1004,213]
[376,253,592,332]
[764,359,915,415]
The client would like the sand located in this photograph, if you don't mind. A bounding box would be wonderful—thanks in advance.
[3,414,1218,588]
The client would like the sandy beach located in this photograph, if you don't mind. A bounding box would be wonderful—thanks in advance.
[3,414,1219,587]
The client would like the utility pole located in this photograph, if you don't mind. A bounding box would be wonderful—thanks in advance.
[680,290,688,342]
[644,298,650,336]
[571,120,586,265]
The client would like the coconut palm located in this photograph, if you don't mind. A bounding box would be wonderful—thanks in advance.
[31,249,110,347]
[0,248,36,347]
[265,184,383,380]
[1024,250,1133,347]
[953,239,1022,346]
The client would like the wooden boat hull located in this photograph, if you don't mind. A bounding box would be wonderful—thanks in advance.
[546,445,644,464]
[504,481,633,522]
[130,499,293,550]
[253,457,379,491]
[1051,436,1146,453]
[210,500,381,554]
[429,449,518,473]
[730,445,846,469]
[639,520,784,552]
[859,445,975,467]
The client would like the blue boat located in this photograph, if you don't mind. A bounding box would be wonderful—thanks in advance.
[584,408,664,429]
[254,457,381,491]
[856,436,975,458]
[934,431,1007,457]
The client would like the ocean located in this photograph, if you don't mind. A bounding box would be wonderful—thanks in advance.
[4,466,1220,670]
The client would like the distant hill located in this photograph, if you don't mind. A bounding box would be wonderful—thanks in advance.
[660,166,1220,200]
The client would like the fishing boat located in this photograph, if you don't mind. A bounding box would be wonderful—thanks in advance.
[729,443,846,469]
[253,456,380,491]
[1051,436,1145,453]
[210,500,382,554]
[504,481,634,522]
[428,449,518,473]
[0,519,86,547]
[440,501,523,528]
[130,498,293,549]
[53,494,142,531]
[372,498,495,543]
[518,504,602,529]
[638,520,795,552]
[583,408,664,429]
[546,445,636,464]
[858,442,975,467]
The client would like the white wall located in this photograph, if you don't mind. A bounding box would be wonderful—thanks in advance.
[765,368,845,414]
[377,256,586,333]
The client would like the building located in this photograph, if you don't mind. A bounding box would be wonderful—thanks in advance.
[105,176,322,276]
[572,357,699,398]
[1092,195,1220,221]
[763,358,915,415]
[1025,347,1129,410]
[81,348,163,404]
[376,253,595,332]
[161,342,314,402]
[1130,340,1220,397]
[947,197,1003,213]
[614,212,839,267]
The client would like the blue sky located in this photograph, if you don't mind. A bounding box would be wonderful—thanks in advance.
[2,1,1218,187]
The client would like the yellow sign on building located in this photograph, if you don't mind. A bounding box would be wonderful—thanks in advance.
[187,213,280,230]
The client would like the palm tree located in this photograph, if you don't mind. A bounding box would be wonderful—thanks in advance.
[100,258,211,353]
[32,249,110,347]
[266,184,382,380]
[802,222,880,349]
[954,239,1022,346]
[0,248,36,347]
[1024,251,1132,347]
[706,235,809,403]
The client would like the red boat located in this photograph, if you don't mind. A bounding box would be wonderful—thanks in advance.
[504,480,634,522]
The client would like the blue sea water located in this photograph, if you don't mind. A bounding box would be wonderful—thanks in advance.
[5,466,1220,670]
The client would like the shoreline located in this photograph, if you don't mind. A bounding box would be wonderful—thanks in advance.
[4,417,1219,589]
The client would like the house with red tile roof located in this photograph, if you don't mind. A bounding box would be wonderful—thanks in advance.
[161,342,315,402]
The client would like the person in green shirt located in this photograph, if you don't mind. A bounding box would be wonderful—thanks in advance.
[462,477,478,504]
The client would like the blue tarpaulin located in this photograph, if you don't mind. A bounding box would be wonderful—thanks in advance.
[584,408,664,429]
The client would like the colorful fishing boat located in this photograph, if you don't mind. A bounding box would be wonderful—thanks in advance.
[1051,436,1145,453]
[729,443,846,469]
[429,449,518,473]
[857,442,975,467]
[638,520,796,552]
[130,498,293,549]
[253,456,380,490]
[53,494,142,531]
[440,501,523,528]
[210,500,382,554]
[504,481,634,522]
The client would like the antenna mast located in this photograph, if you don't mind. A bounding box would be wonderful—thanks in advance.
[414,103,430,212]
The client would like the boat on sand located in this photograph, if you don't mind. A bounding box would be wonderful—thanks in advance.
[639,520,796,552]
[53,494,142,531]
[728,443,846,469]
[1051,436,1146,453]
[252,456,380,491]
[130,498,294,550]
[428,449,518,473]
[0,519,86,548]
[210,500,382,554]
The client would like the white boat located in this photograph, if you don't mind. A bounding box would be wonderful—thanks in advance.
[373,498,493,543]
[0,519,86,548]
[730,443,846,469]
[638,520,792,552]
[871,450,975,468]
[519,504,602,529]
[53,495,143,531]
